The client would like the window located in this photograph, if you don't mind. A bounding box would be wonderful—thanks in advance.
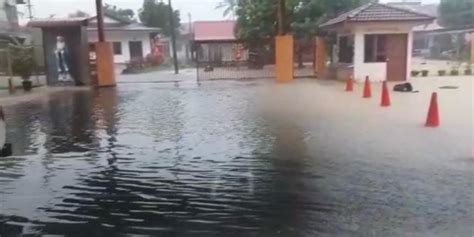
[338,35,354,63]
[364,34,386,62]
[112,42,122,55]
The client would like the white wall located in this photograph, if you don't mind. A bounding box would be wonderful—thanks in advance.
[88,31,152,64]
[350,22,418,82]
[161,37,191,63]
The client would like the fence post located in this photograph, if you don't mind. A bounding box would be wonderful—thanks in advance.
[31,45,40,86]
[6,47,14,94]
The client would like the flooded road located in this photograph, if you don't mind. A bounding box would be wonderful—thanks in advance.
[0,80,472,236]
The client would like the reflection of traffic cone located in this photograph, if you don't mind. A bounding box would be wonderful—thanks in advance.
[345,75,353,92]
[380,81,391,107]
[425,92,439,127]
[470,146,474,161]
[363,76,371,98]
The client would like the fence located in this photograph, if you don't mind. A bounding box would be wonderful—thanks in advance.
[195,40,317,80]
[195,42,275,80]
[293,39,316,78]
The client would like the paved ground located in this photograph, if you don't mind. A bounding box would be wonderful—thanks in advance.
[0,75,47,89]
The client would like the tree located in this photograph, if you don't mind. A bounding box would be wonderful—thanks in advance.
[68,10,90,18]
[103,4,135,22]
[139,0,181,36]
[216,0,237,18]
[234,0,368,67]
[290,0,325,67]
[439,0,474,27]
[234,0,277,67]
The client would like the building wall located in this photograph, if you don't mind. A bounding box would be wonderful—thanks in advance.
[88,30,152,64]
[350,22,418,82]
[161,36,192,64]
[0,0,18,31]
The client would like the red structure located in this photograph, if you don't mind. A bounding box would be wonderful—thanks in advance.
[363,76,371,98]
[345,75,353,92]
[425,92,439,127]
[380,81,391,107]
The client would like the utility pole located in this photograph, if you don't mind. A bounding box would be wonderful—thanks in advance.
[26,0,33,20]
[95,0,105,42]
[188,12,192,34]
[168,0,179,74]
[187,12,192,61]
[277,0,286,35]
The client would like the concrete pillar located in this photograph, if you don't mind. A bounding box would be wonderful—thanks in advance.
[95,42,116,87]
[275,35,294,82]
[315,36,326,78]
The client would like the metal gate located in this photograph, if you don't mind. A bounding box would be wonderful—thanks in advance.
[293,38,316,78]
[195,39,316,80]
[195,41,275,80]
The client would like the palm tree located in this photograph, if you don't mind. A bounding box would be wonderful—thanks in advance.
[215,0,237,18]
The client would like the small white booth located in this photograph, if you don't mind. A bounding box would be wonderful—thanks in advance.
[321,3,434,82]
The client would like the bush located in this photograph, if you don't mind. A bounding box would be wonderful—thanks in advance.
[10,46,34,79]
[145,53,163,66]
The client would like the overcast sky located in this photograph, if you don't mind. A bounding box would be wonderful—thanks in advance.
[19,0,441,23]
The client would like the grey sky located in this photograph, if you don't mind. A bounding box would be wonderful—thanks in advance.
[20,0,441,23]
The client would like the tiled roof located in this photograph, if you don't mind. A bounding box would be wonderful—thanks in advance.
[87,23,160,32]
[28,18,89,28]
[391,3,438,17]
[321,3,435,28]
[193,21,236,42]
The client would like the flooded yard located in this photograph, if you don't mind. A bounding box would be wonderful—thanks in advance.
[0,78,472,236]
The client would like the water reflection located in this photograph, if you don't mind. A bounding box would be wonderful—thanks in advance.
[0,85,333,236]
[0,82,471,236]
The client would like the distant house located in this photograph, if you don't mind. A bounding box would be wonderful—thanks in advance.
[321,2,434,81]
[193,20,248,64]
[389,1,473,60]
[87,13,160,64]
[160,22,193,64]
[0,0,20,37]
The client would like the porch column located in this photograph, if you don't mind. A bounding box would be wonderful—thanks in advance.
[314,36,326,78]
[95,0,116,87]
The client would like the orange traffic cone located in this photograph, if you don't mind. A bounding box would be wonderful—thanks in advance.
[345,75,353,92]
[363,76,371,98]
[380,81,391,107]
[425,92,439,127]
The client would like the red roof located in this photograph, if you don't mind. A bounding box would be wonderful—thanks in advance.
[193,21,236,42]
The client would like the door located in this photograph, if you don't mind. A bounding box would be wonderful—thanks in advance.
[129,41,143,59]
[386,34,408,81]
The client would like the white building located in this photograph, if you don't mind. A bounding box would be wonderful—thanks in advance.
[321,3,434,82]
[0,0,20,35]
[87,13,160,64]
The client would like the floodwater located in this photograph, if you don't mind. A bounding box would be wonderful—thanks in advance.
[0,80,473,236]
